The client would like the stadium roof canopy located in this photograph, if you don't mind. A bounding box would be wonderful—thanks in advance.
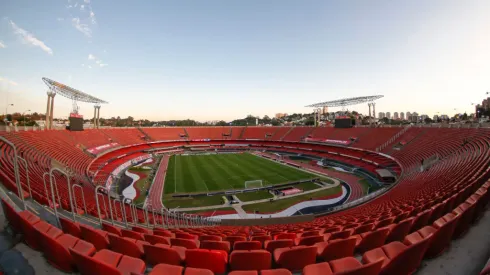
[306,95,383,108]
[42,77,108,104]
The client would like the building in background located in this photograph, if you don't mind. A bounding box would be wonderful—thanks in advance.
[393,112,399,120]
[322,106,328,114]
[406,112,412,120]
[378,112,385,119]
[400,112,405,120]
[433,115,439,121]
[275,113,287,119]
[386,112,391,119]
[411,112,419,122]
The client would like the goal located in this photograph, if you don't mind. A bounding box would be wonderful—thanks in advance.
[244,180,263,189]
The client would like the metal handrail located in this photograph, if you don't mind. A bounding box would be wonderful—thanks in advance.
[95,186,114,226]
[72,184,87,220]
[50,167,76,221]
[0,137,25,209]
[43,172,61,209]
[114,198,128,228]
[16,156,32,200]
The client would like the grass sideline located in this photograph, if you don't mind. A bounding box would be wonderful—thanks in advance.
[236,190,273,202]
[162,195,224,209]
[164,152,318,194]
[242,185,342,213]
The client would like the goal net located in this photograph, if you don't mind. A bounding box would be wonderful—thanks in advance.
[244,180,263,189]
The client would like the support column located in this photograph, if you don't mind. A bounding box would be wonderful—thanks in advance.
[96,105,101,129]
[45,92,52,129]
[368,103,372,126]
[49,93,55,129]
[372,103,376,125]
[93,106,97,129]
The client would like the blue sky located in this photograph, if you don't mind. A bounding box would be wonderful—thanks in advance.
[1,0,489,121]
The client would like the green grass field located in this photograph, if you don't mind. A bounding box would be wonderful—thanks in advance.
[235,190,273,202]
[164,153,318,194]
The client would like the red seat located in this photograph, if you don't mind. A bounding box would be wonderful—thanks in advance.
[410,209,432,232]
[229,270,292,275]
[330,257,383,275]
[132,226,152,235]
[176,232,198,240]
[154,229,174,238]
[251,235,272,246]
[1,198,23,233]
[301,230,321,237]
[70,248,146,275]
[121,229,145,241]
[353,227,390,253]
[171,238,199,249]
[226,236,247,247]
[185,249,228,274]
[264,239,294,253]
[102,223,122,236]
[315,237,357,261]
[230,250,272,271]
[329,229,353,240]
[385,218,413,243]
[273,246,317,271]
[80,224,109,250]
[200,240,231,253]
[144,234,170,245]
[143,243,185,266]
[149,263,213,275]
[452,202,476,238]
[295,235,325,246]
[59,217,82,238]
[108,234,147,259]
[274,233,296,240]
[199,235,222,241]
[39,230,95,272]
[18,212,41,250]
[234,241,262,251]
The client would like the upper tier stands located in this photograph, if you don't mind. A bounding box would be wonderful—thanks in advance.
[1,126,489,275]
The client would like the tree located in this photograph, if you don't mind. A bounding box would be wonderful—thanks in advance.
[216,120,228,126]
[381,117,389,124]
[462,113,468,120]
[424,117,433,124]
[304,117,315,126]
[271,119,280,126]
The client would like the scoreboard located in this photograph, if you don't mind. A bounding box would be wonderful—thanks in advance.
[69,113,84,131]
[335,116,354,128]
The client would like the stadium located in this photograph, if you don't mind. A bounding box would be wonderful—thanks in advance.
[1,81,490,275]
[2,2,490,275]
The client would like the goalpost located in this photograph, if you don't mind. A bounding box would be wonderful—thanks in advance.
[244,180,263,189]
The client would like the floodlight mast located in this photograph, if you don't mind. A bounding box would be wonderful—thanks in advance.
[42,77,108,129]
[306,95,384,126]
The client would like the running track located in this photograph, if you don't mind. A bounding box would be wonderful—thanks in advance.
[145,155,170,209]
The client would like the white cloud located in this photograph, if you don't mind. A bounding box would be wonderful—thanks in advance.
[87,54,108,68]
[57,17,64,21]
[84,0,90,3]
[80,4,85,11]
[81,63,85,67]
[74,2,78,8]
[0,41,6,48]
[99,63,108,67]
[89,10,97,25]
[0,77,18,86]
[9,20,53,55]
[72,17,92,37]
[88,53,96,60]
[88,65,92,69]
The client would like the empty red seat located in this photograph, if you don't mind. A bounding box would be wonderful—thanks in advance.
[200,240,231,253]
[329,229,353,240]
[108,234,148,259]
[274,233,296,240]
[144,234,170,245]
[385,218,413,243]
[229,270,292,275]
[185,249,228,274]
[353,227,390,253]
[452,202,476,238]
[405,213,459,258]
[200,235,222,241]
[354,223,375,235]
[59,217,82,238]
[301,230,320,237]
[226,236,247,246]
[121,229,145,241]
[171,238,199,249]
[410,209,432,232]
[363,238,431,275]
[273,246,317,271]
[19,212,41,250]
[295,235,326,246]
[143,243,185,266]
[80,225,109,250]
[102,223,122,236]
[149,263,213,275]
[70,248,146,275]
[251,235,272,246]
[303,257,383,275]
[230,250,272,271]
[315,237,357,261]
[176,232,198,240]
[132,226,152,235]
[264,239,294,253]
[1,198,24,233]
[234,241,262,251]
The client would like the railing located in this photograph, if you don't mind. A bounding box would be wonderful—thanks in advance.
[0,136,26,210]
[376,125,411,152]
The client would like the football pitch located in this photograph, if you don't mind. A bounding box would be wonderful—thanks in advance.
[163,152,318,194]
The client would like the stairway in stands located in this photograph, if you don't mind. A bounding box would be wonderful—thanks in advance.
[280,127,295,141]
[238,127,246,139]
[137,127,153,141]
[183,128,190,139]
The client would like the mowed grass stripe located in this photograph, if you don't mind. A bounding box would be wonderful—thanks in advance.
[184,156,208,193]
[163,153,321,195]
[193,156,229,191]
